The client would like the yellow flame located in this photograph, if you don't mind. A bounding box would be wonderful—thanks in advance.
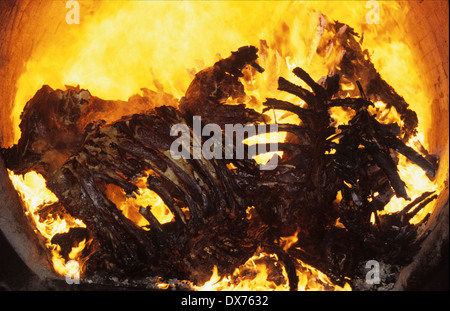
[195,253,289,291]
[195,252,351,291]
[369,101,404,127]
[379,151,438,224]
[280,230,299,252]
[157,283,170,290]
[368,102,438,225]
[8,0,440,290]
[8,170,87,275]
[12,2,431,143]
[244,131,284,166]
[107,172,175,227]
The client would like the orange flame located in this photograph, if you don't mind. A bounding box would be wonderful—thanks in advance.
[195,252,351,291]
[280,230,299,252]
[378,134,439,224]
[106,171,175,228]
[7,170,88,276]
[7,1,441,290]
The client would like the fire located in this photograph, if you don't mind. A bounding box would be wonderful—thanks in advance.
[378,134,439,224]
[195,252,351,291]
[280,230,299,252]
[107,171,175,227]
[196,254,289,291]
[11,1,431,143]
[7,1,441,290]
[368,101,404,126]
[367,103,439,224]
[7,170,87,276]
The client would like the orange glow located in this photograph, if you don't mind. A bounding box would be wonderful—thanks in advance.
[195,252,351,291]
[195,254,289,291]
[280,230,299,252]
[8,1,441,290]
[7,170,88,276]
[378,135,439,224]
[107,171,175,228]
[12,2,434,144]
[369,101,404,127]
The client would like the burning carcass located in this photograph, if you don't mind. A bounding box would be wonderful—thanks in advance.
[0,1,447,291]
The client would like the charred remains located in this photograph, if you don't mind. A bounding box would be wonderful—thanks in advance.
[1,23,440,290]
